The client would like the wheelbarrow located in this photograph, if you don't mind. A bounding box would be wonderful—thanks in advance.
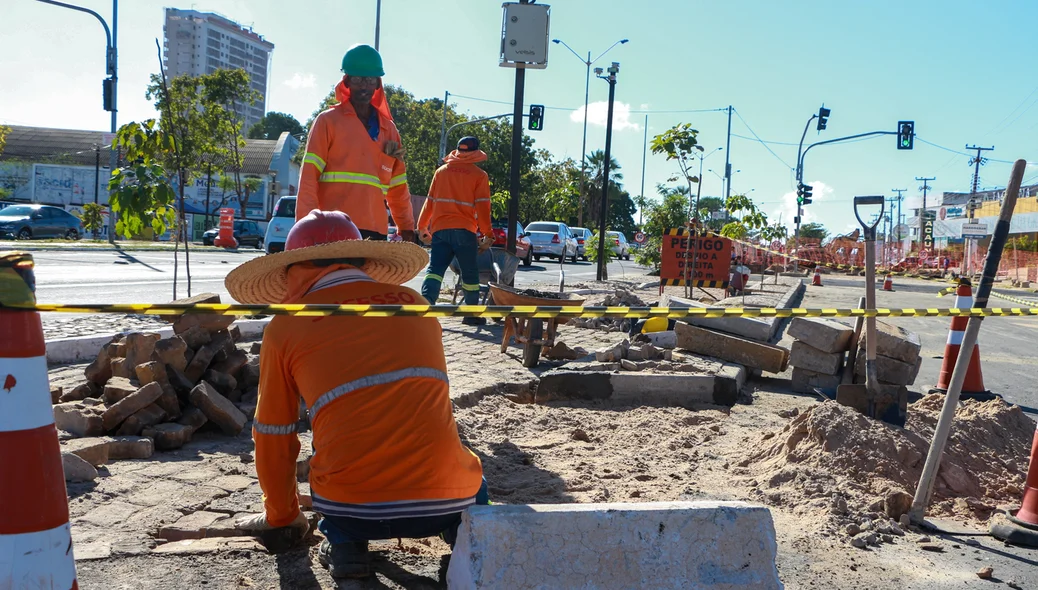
[449,248,521,305]
[487,283,586,368]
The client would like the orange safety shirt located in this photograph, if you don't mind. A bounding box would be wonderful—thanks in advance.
[253,266,484,526]
[417,149,492,236]
[297,81,414,234]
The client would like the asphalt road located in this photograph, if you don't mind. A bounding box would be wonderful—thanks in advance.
[799,274,1038,414]
[27,248,649,305]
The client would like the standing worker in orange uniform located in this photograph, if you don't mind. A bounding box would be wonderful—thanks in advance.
[228,210,486,579]
[417,136,494,323]
[297,44,414,242]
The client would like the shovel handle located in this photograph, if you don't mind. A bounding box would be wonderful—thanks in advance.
[853,196,885,240]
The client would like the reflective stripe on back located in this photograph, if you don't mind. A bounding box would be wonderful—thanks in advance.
[318,172,388,194]
[309,367,449,420]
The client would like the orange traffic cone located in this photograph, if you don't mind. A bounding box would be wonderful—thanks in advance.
[0,252,79,588]
[1014,424,1038,526]
[931,277,991,400]
[812,268,822,286]
[883,274,894,291]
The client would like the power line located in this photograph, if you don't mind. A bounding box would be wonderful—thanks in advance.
[731,108,794,169]
[447,93,728,114]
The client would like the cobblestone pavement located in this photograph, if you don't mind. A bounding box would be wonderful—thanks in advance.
[41,313,169,341]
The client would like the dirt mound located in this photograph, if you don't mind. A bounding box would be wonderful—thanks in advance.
[736,395,1035,532]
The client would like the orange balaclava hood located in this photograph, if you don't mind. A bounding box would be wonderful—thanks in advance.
[335,78,394,122]
[444,149,488,165]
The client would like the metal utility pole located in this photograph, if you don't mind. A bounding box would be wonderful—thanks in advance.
[507,68,525,255]
[916,177,934,252]
[891,188,906,242]
[552,38,628,227]
[966,145,994,196]
[374,0,381,51]
[723,105,733,201]
[595,62,619,281]
[438,90,449,164]
[638,114,648,226]
[37,0,119,242]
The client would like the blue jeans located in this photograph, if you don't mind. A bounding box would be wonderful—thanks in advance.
[318,479,490,548]
[421,229,480,305]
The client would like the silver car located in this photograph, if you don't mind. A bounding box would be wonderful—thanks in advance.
[524,221,578,263]
[607,231,631,260]
[570,227,591,260]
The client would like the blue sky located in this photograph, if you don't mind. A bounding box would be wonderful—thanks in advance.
[2,0,1036,234]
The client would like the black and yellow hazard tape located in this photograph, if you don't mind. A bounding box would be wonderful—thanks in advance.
[659,279,729,288]
[936,287,1038,307]
[4,302,1038,319]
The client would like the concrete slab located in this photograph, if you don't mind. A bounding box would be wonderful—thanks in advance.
[789,341,842,376]
[536,368,742,408]
[791,366,841,394]
[860,321,921,365]
[854,349,921,386]
[447,501,781,590]
[675,322,788,374]
[787,317,854,353]
[662,294,772,342]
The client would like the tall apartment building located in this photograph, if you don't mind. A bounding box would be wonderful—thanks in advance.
[163,8,274,132]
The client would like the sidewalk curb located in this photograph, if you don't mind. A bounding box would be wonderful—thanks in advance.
[45,318,270,365]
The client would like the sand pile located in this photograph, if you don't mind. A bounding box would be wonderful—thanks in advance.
[736,395,1035,533]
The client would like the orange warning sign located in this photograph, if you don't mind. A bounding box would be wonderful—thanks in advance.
[659,228,733,287]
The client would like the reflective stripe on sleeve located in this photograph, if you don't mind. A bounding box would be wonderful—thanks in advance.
[389,174,407,188]
[303,153,327,173]
[253,421,298,435]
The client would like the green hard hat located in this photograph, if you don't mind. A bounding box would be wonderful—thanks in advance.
[341,44,385,77]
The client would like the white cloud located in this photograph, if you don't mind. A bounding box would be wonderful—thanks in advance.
[770,180,834,228]
[282,73,316,90]
[570,101,640,131]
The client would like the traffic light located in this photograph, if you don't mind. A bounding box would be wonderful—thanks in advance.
[797,182,814,205]
[103,78,115,112]
[897,121,914,150]
[528,104,544,131]
[816,106,831,131]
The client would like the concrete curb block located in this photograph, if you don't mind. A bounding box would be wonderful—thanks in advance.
[45,318,270,365]
[536,369,739,408]
[448,501,782,589]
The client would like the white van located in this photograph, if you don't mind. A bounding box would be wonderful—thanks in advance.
[264,196,296,254]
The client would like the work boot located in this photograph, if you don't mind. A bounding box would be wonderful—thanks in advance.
[318,539,371,578]
[462,317,487,326]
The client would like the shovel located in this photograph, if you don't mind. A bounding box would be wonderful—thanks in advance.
[837,196,906,426]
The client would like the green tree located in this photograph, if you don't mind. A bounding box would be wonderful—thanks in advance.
[77,203,106,237]
[248,112,303,140]
[799,222,828,241]
[0,125,8,156]
[107,120,177,239]
[634,189,690,272]
[585,231,616,279]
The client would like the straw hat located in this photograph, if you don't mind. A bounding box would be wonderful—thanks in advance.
[225,210,427,304]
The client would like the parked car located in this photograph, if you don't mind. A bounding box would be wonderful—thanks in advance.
[0,204,83,240]
[264,196,297,253]
[570,227,592,260]
[202,219,264,248]
[607,231,631,260]
[490,220,533,266]
[524,221,578,263]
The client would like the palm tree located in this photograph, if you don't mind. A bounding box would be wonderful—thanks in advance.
[585,150,624,226]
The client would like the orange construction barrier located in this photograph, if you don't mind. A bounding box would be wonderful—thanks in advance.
[932,277,990,399]
[0,252,79,588]
[812,268,822,286]
[214,207,238,249]
[883,274,894,291]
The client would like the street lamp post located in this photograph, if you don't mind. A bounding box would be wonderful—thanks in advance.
[552,38,628,228]
[36,0,118,243]
[595,63,619,282]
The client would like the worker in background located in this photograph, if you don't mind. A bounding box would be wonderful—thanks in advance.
[417,136,494,324]
[228,210,486,579]
[297,44,414,242]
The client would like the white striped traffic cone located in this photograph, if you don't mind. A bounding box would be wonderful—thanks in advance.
[0,252,79,589]
[931,276,990,399]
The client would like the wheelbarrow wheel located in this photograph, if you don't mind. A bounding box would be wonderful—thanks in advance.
[522,320,543,368]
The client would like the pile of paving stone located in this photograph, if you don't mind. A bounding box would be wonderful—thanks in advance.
[567,288,647,333]
[51,296,264,456]
[787,317,921,395]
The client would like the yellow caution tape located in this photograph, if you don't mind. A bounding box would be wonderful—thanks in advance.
[5,302,1038,319]
[990,291,1038,307]
[936,286,956,297]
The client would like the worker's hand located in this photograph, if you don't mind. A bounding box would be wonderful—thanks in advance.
[478,235,495,252]
[419,230,433,245]
[383,140,406,160]
[399,229,416,243]
[236,511,309,536]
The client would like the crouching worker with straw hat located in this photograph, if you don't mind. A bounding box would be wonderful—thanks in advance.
[227,210,487,579]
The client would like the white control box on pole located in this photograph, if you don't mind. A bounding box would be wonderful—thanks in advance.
[499,2,550,69]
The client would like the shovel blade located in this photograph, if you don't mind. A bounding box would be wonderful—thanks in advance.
[836,384,870,413]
